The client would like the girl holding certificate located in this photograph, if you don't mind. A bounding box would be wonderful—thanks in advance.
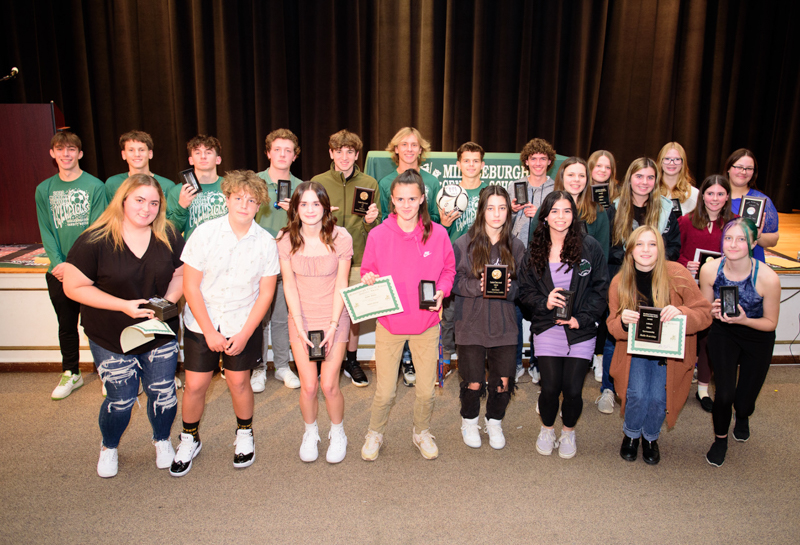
[359,169,455,461]
[278,181,353,464]
[63,174,184,478]
[607,226,711,465]
[677,175,736,411]
[699,218,780,467]
[517,191,608,459]
[452,185,525,450]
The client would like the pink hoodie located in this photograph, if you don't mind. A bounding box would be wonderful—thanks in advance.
[361,214,455,335]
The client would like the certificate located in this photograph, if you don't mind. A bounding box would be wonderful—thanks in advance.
[120,318,175,353]
[627,315,687,359]
[340,275,404,323]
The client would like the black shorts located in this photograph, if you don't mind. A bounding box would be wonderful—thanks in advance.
[183,328,263,373]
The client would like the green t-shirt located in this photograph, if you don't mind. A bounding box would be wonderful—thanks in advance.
[446,182,488,243]
[35,171,107,272]
[166,176,227,240]
[105,172,175,202]
[378,168,440,223]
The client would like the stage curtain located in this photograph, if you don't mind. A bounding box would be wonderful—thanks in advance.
[1,0,797,218]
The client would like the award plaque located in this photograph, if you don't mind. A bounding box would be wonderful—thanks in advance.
[483,264,508,299]
[692,248,721,280]
[307,330,326,361]
[554,289,575,321]
[740,196,766,228]
[635,306,663,343]
[514,182,529,205]
[277,179,291,202]
[671,198,681,215]
[720,285,740,317]
[143,296,179,321]
[352,186,375,216]
[179,168,202,193]
[419,280,437,309]
[591,184,610,210]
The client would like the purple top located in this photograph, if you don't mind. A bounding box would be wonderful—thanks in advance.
[532,262,596,360]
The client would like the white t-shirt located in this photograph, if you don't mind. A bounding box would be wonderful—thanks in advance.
[181,214,280,336]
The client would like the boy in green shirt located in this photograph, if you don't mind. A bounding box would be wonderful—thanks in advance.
[105,130,175,201]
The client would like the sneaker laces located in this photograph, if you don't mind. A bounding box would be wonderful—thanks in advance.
[484,420,501,435]
[175,434,197,461]
[58,372,75,386]
[154,439,172,455]
[364,430,382,449]
[302,428,320,449]
[416,429,436,448]
[595,390,615,406]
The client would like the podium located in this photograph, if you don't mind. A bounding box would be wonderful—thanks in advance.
[0,102,65,244]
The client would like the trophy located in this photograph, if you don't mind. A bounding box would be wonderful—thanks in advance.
[352,187,375,216]
[514,182,529,205]
[635,306,663,343]
[179,168,202,193]
[483,265,508,299]
[554,289,575,321]
[720,285,740,317]
[143,296,179,321]
[419,280,437,309]
[307,330,326,361]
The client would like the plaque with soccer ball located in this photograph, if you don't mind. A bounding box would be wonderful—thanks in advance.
[436,184,469,215]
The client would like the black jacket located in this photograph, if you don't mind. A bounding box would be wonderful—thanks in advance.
[517,235,609,346]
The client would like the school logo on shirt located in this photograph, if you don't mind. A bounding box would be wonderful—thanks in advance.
[189,191,228,230]
[49,188,91,229]
[578,259,591,277]
[453,194,480,234]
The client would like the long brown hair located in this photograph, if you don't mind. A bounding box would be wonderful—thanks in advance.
[389,169,433,243]
[612,157,662,247]
[554,156,598,224]
[528,191,584,275]
[656,142,695,203]
[278,181,338,255]
[690,174,735,231]
[466,185,516,278]
[87,174,173,251]
[614,226,677,314]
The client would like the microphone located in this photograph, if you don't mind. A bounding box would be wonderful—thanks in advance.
[1,67,19,82]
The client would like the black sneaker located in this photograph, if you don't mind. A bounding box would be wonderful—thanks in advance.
[401,360,416,387]
[733,417,750,442]
[343,359,369,387]
[706,439,727,467]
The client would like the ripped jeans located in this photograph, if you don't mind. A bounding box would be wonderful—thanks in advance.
[90,340,179,449]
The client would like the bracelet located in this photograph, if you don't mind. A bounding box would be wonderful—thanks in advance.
[329,320,338,327]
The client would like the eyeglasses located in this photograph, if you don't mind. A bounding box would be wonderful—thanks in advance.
[731,165,754,173]
[662,158,683,165]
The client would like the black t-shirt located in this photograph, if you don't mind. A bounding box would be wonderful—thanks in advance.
[635,268,655,307]
[67,227,185,354]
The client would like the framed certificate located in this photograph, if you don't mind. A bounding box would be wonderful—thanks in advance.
[352,186,375,216]
[483,264,508,299]
[591,184,610,210]
[340,275,404,323]
[627,315,687,359]
[740,196,766,228]
[692,248,721,280]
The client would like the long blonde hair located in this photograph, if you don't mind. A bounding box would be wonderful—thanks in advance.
[615,226,673,314]
[612,157,661,246]
[588,150,620,201]
[656,142,695,203]
[87,174,173,251]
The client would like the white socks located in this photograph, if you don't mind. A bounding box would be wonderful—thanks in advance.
[698,385,709,399]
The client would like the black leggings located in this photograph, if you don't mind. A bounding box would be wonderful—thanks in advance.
[538,356,590,428]
[707,321,775,437]
[457,344,516,420]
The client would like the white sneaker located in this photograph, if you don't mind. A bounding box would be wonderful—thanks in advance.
[326,426,348,463]
[412,428,439,460]
[515,366,525,381]
[250,367,267,393]
[101,382,107,398]
[233,429,255,468]
[535,426,558,456]
[529,366,540,384]
[596,388,615,414]
[174,376,182,389]
[460,417,481,448]
[274,367,301,389]
[170,433,202,477]
[299,426,320,462]
[558,429,577,459]
[153,439,175,469]
[361,430,384,461]
[484,418,506,449]
[593,355,603,382]
[52,371,83,400]
[97,446,118,478]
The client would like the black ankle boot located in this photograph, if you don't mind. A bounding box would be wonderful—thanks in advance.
[642,439,660,465]
[620,435,639,462]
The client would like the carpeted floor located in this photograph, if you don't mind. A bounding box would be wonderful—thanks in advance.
[1,366,798,544]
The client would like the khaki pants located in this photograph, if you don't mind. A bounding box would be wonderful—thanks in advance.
[369,323,439,434]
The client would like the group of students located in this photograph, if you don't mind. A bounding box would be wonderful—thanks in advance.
[34,128,780,478]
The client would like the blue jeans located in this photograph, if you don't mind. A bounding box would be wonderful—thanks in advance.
[601,336,616,392]
[90,340,179,449]
[623,356,667,442]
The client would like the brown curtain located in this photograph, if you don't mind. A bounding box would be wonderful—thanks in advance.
[2,0,797,241]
